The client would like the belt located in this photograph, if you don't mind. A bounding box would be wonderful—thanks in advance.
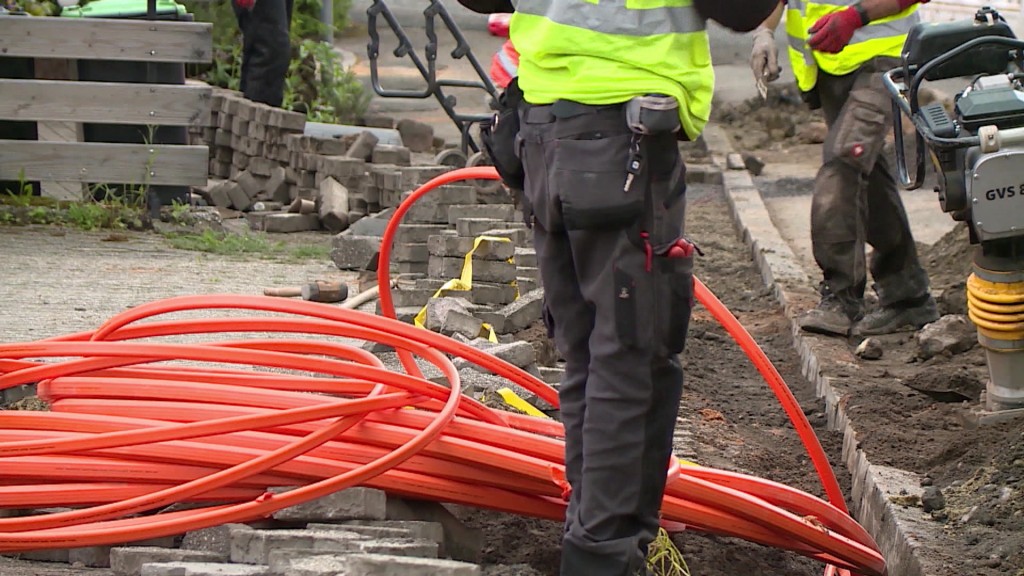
[523,99,627,124]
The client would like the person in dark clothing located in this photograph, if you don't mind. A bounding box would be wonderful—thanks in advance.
[233,0,294,107]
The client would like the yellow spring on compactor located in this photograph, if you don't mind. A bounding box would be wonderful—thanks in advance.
[967,273,1024,341]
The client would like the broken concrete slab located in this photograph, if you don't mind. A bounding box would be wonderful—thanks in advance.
[346,131,379,161]
[347,207,395,237]
[425,297,474,332]
[182,524,244,557]
[330,235,382,270]
[306,523,414,540]
[317,177,350,233]
[454,340,536,371]
[334,520,445,554]
[139,562,273,576]
[428,235,515,261]
[396,119,435,153]
[446,204,516,225]
[441,310,486,340]
[372,144,412,166]
[403,185,476,207]
[270,486,388,523]
[260,212,320,233]
[111,547,226,576]
[230,525,366,565]
[429,257,517,284]
[396,224,449,244]
[492,288,544,333]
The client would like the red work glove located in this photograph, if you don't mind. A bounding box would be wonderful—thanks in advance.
[233,0,256,10]
[808,7,864,53]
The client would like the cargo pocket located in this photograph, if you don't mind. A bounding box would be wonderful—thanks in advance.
[656,246,694,356]
[613,260,654,350]
[552,134,643,231]
[829,88,892,174]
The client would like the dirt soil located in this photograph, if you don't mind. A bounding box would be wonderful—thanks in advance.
[714,89,1024,575]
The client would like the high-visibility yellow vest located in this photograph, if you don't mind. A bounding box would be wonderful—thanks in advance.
[509,0,714,141]
[786,0,920,92]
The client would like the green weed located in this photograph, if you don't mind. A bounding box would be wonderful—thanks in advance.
[167,230,284,256]
[647,528,690,576]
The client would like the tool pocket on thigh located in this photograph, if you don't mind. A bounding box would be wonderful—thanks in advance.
[552,134,643,231]
[613,256,655,350]
[656,239,695,355]
[829,88,891,174]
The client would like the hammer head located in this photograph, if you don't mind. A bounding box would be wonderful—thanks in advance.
[300,280,349,303]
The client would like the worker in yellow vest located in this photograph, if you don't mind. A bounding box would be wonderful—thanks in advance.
[473,0,778,574]
[751,0,940,337]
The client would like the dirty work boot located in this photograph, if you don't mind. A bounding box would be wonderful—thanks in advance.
[852,295,940,336]
[798,294,862,337]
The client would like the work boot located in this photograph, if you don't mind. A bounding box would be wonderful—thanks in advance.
[852,295,940,336]
[798,293,863,337]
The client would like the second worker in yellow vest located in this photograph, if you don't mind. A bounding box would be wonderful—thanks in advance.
[750,0,940,337]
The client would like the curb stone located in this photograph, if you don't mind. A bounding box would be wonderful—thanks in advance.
[703,124,941,576]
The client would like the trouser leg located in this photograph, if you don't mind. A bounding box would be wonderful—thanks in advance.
[234,0,292,107]
[863,154,931,305]
[811,158,867,300]
[519,106,691,576]
[812,60,904,304]
[532,223,593,533]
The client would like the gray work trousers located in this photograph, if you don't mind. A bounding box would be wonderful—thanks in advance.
[812,57,931,308]
[517,102,693,576]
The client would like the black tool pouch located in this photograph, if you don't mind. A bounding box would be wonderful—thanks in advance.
[480,77,525,191]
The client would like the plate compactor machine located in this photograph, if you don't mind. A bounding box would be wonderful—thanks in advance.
[885,6,1024,421]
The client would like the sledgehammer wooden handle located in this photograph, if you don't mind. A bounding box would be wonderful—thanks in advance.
[263,287,302,297]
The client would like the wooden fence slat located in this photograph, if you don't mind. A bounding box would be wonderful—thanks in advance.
[0,18,212,64]
[0,80,212,126]
[0,141,208,186]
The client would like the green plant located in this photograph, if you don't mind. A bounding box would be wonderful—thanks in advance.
[290,244,330,261]
[284,38,369,124]
[65,201,113,231]
[167,230,285,256]
[2,170,35,207]
[647,528,690,576]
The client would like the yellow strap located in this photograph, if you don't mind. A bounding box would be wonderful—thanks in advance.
[497,387,549,418]
[414,235,517,343]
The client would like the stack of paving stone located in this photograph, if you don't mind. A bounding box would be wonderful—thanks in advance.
[192,90,459,236]
[13,487,522,576]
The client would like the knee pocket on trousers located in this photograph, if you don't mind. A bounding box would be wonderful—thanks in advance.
[827,88,891,174]
[553,134,644,231]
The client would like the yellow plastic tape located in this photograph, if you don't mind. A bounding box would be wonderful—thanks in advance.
[414,235,516,343]
[497,387,549,419]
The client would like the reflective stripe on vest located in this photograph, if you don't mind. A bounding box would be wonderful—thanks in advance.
[786,0,919,92]
[514,0,706,36]
[498,41,519,78]
[509,0,714,140]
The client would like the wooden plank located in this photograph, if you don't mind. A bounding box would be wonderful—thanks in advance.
[0,141,208,186]
[0,17,212,64]
[0,80,212,126]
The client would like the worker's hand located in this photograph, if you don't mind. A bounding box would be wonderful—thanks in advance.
[750,26,781,84]
[808,7,863,53]
[233,0,256,10]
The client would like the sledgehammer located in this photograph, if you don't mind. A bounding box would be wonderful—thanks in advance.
[263,280,349,303]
